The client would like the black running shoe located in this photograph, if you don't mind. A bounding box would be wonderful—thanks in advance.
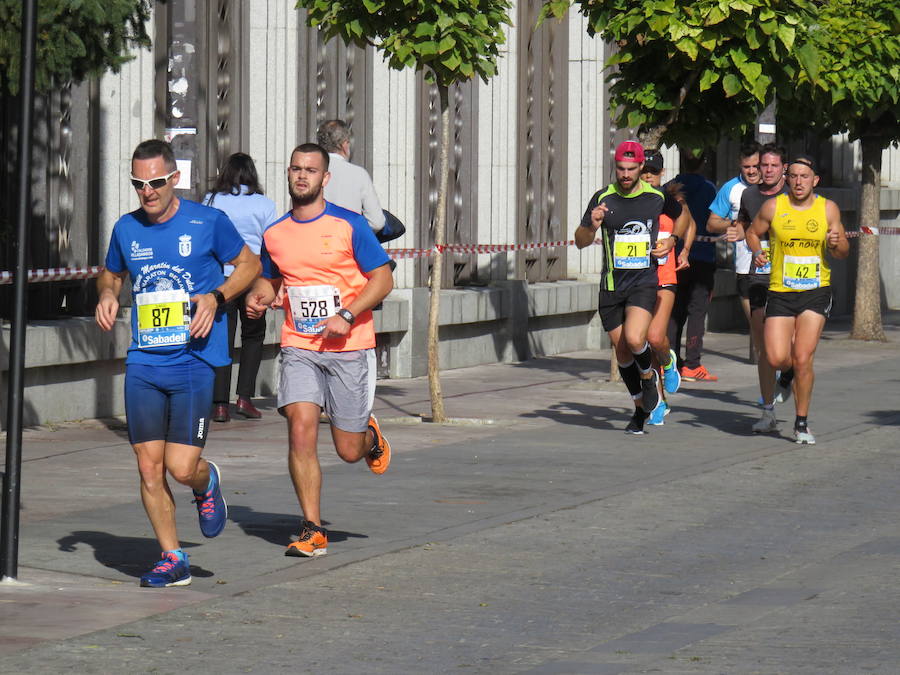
[625,408,648,435]
[640,370,661,415]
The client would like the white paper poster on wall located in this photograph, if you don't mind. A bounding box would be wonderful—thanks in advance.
[175,160,192,190]
[165,128,197,191]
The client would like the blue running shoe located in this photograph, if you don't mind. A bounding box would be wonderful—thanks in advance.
[647,401,670,426]
[662,349,681,394]
[193,460,227,538]
[140,552,191,588]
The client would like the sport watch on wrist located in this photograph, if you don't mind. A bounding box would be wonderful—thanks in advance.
[336,308,355,325]
[210,289,226,307]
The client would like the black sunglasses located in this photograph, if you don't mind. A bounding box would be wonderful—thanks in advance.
[130,170,177,191]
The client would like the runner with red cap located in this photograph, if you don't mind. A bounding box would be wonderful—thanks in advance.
[576,141,681,434]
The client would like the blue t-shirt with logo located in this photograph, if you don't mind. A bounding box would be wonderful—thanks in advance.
[669,173,718,264]
[104,199,245,367]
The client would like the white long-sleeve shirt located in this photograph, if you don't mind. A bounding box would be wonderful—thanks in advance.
[323,153,385,232]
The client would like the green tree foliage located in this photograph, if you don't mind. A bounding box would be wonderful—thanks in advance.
[295,0,511,421]
[541,0,817,150]
[0,0,151,95]
[297,0,511,87]
[783,0,900,144]
[779,0,900,341]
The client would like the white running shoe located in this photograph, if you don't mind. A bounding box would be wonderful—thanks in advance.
[752,409,778,433]
[794,427,816,445]
[774,374,793,404]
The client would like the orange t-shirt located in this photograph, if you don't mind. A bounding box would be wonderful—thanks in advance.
[260,202,390,352]
[656,213,677,286]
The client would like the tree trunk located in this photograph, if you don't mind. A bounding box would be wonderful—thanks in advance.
[850,134,886,342]
[638,68,701,151]
[427,83,450,422]
[639,125,667,154]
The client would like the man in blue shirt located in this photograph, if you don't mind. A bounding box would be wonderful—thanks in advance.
[95,140,260,587]
[666,151,719,382]
[707,142,761,327]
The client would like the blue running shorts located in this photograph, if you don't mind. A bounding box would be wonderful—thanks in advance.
[125,359,215,447]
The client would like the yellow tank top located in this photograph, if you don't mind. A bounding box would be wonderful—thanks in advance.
[769,193,830,292]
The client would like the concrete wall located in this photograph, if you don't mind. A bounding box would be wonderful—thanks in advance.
[1,282,606,428]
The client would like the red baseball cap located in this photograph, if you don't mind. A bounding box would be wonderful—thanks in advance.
[614,140,645,164]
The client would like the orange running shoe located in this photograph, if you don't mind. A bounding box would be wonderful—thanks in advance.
[285,521,328,557]
[365,415,391,475]
[680,364,718,382]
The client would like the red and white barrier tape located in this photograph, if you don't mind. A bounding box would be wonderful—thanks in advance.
[0,266,104,285]
[386,247,438,259]
[441,240,574,254]
[385,240,576,259]
[694,225,898,243]
[1,228,895,284]
[847,225,900,237]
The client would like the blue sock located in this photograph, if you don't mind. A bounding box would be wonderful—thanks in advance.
[164,548,187,562]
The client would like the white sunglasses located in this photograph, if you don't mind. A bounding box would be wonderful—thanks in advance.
[130,170,178,191]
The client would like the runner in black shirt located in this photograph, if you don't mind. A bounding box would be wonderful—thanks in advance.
[576,141,680,434]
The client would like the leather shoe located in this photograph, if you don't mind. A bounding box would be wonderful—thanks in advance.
[234,397,262,419]
[212,403,230,423]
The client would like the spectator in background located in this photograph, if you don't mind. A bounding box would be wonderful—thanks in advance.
[317,119,387,235]
[204,153,276,422]
[667,151,720,382]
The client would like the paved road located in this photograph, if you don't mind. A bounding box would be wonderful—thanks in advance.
[1,316,899,674]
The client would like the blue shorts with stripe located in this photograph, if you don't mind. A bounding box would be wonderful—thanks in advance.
[124,359,215,447]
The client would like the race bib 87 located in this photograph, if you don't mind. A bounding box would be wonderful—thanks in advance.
[135,289,191,348]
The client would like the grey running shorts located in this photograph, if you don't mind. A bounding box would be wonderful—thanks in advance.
[277,347,376,433]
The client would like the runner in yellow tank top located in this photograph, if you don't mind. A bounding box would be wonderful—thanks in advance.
[746,156,849,445]
[768,192,832,293]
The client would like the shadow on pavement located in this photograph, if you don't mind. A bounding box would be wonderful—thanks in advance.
[227,505,369,547]
[510,356,611,380]
[678,386,757,410]
[56,531,213,579]
[671,404,771,438]
[862,409,900,426]
[695,344,753,366]
[521,402,626,430]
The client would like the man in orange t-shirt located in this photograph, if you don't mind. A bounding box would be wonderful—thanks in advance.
[246,143,394,557]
